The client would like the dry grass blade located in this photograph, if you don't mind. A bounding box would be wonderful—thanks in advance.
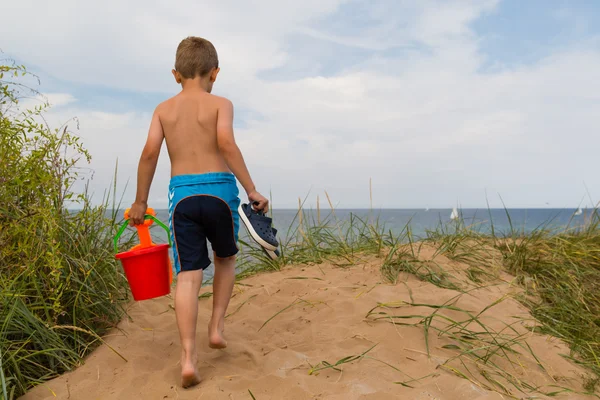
[395,372,440,388]
[258,298,309,332]
[226,295,258,319]
[284,277,324,281]
[308,344,378,375]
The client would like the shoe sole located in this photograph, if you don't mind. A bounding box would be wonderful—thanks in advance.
[261,246,279,260]
[238,204,278,251]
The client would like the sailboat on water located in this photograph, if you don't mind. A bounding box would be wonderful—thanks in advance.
[450,207,459,220]
[574,207,583,216]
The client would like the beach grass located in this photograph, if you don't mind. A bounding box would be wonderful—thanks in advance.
[497,221,600,383]
[366,295,595,398]
[1,63,132,399]
[234,200,600,396]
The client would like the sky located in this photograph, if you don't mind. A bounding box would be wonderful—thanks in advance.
[2,0,599,209]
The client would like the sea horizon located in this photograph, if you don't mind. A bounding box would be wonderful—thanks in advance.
[122,207,594,243]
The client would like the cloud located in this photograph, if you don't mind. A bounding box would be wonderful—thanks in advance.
[2,0,599,209]
[43,93,77,108]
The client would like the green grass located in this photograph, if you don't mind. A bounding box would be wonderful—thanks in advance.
[422,214,600,394]
[0,178,132,400]
[235,194,399,279]
[1,63,132,399]
[496,222,600,384]
[381,249,462,291]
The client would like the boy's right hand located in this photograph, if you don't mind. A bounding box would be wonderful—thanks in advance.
[129,201,147,226]
[248,191,269,213]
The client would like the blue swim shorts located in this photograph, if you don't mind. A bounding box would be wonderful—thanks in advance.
[168,172,241,274]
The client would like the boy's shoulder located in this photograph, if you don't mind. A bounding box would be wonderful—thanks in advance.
[153,97,174,115]
[155,93,233,112]
[209,93,233,109]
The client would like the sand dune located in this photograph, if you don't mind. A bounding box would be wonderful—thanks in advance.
[21,249,593,400]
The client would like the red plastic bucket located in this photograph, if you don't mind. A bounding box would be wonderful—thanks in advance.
[114,214,173,301]
[116,243,171,301]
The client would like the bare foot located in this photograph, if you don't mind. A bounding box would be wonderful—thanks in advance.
[208,319,227,349]
[181,355,200,388]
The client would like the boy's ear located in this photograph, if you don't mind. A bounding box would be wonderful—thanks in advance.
[172,69,182,84]
[210,67,220,82]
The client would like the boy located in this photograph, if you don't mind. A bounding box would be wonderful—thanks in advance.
[128,36,269,388]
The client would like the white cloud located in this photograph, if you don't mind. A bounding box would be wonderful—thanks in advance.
[45,93,77,108]
[2,0,599,208]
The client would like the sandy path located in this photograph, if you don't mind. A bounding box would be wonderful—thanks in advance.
[21,254,593,400]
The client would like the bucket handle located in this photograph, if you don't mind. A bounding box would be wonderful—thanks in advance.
[114,215,172,254]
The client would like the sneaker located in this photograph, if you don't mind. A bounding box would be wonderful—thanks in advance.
[262,227,280,260]
[238,203,279,251]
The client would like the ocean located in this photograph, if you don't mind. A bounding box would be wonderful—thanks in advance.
[149,207,589,240]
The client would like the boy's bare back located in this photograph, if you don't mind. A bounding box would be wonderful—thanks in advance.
[158,91,231,177]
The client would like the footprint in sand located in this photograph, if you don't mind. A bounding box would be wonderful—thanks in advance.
[130,354,167,373]
[208,344,260,373]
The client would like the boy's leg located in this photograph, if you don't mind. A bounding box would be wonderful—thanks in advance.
[175,269,203,388]
[208,254,236,349]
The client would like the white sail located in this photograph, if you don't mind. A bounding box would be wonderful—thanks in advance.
[574,207,583,216]
[450,207,459,220]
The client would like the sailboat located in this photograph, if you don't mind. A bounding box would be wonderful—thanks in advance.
[574,207,583,216]
[450,207,459,220]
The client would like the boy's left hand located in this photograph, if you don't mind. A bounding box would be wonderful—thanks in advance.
[248,191,269,213]
[129,201,147,226]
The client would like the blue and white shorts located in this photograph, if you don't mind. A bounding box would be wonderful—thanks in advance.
[168,172,240,274]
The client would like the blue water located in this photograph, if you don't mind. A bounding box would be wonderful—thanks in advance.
[149,208,589,240]
[116,208,591,281]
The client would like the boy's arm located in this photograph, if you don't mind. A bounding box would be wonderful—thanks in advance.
[129,109,164,225]
[216,98,268,210]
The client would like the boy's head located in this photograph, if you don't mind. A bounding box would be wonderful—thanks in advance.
[172,36,220,90]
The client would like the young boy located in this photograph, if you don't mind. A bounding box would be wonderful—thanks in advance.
[128,36,269,388]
